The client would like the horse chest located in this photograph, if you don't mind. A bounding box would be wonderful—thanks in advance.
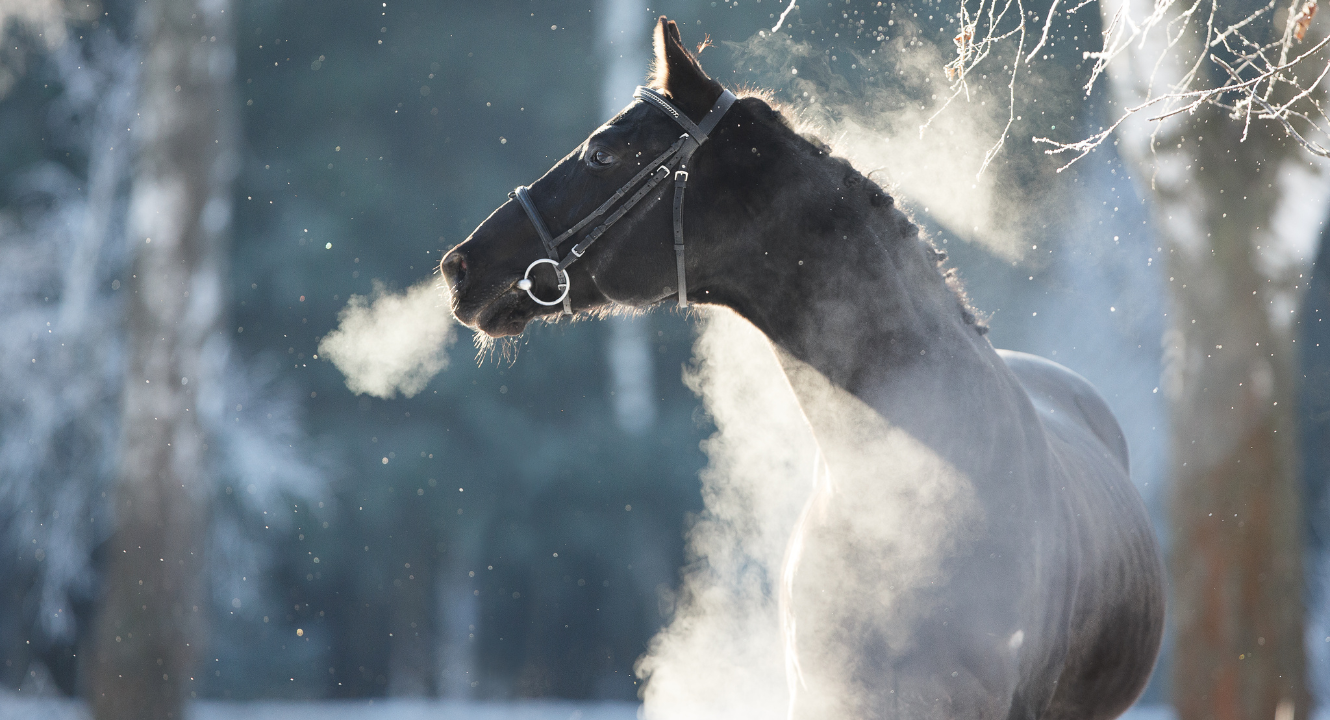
[773,348,1081,719]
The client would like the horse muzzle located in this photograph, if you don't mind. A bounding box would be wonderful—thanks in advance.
[440,245,566,336]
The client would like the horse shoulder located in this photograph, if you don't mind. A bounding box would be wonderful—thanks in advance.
[995,349,1128,474]
[997,350,1163,720]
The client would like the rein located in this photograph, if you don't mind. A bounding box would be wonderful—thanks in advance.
[510,85,737,314]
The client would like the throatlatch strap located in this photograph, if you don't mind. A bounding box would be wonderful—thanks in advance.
[670,134,704,308]
[651,89,735,308]
[673,170,689,308]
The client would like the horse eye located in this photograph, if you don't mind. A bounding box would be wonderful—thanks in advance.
[589,149,615,167]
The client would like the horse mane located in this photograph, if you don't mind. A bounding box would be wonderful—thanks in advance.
[733,87,989,337]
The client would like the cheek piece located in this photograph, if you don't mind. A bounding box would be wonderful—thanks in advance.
[508,86,737,315]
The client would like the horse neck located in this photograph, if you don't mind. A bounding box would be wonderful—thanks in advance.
[712,158,1039,471]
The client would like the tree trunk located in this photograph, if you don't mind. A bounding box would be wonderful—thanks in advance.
[1303,222,1330,701]
[601,0,657,436]
[1091,0,1330,715]
[387,498,438,696]
[89,0,235,717]
[1160,111,1309,720]
[1096,0,1321,711]
[1112,103,1311,720]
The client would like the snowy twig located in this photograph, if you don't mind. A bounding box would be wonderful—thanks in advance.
[1025,0,1063,61]
[1020,0,1330,169]
[930,0,1027,175]
[773,0,797,33]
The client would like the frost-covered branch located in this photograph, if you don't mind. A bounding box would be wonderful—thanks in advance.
[934,0,1028,174]
[1049,0,1329,168]
[939,0,1330,171]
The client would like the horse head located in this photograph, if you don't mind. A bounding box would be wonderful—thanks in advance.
[442,17,771,337]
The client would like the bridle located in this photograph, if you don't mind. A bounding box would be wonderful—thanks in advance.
[509,85,737,315]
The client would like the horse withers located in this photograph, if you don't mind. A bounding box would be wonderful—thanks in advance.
[441,17,1163,720]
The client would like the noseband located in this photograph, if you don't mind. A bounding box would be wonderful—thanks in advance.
[509,85,737,314]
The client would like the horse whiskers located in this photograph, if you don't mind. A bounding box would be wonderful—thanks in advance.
[469,304,630,368]
[472,331,522,368]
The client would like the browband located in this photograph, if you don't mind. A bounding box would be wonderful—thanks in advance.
[634,86,736,144]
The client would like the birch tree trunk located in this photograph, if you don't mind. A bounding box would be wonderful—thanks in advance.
[90,0,236,717]
[387,499,438,696]
[1099,1,1327,716]
[601,0,657,436]
[1156,113,1310,720]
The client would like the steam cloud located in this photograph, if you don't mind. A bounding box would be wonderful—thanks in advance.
[637,308,815,718]
[728,27,1071,260]
[319,278,456,399]
[638,309,976,718]
[638,25,1022,714]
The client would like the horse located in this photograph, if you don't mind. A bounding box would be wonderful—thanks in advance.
[441,17,1164,720]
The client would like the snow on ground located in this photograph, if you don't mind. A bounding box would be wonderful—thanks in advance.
[0,698,1194,720]
[0,698,1185,720]
[0,698,641,720]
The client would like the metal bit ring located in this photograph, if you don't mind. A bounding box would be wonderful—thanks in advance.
[518,258,571,307]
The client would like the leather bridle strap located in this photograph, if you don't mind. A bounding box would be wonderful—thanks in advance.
[637,85,736,143]
[519,134,689,250]
[512,186,571,315]
[647,85,736,308]
[512,85,736,313]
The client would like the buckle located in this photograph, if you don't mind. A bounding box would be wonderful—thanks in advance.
[675,170,689,182]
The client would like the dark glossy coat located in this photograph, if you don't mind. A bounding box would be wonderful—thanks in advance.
[442,17,1163,720]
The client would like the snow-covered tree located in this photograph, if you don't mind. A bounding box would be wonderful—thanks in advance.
[0,9,134,694]
[87,0,237,716]
[1089,1,1326,716]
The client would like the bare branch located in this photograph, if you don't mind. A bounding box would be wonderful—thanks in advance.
[938,0,1330,173]
[1025,0,1063,61]
[773,0,798,33]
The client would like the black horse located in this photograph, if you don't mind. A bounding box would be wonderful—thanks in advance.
[442,18,1163,720]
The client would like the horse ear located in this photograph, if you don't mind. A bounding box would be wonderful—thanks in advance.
[650,16,722,120]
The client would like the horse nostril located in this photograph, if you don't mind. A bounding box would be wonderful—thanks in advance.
[440,250,467,288]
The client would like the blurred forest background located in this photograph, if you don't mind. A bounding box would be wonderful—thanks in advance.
[0,0,1327,718]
